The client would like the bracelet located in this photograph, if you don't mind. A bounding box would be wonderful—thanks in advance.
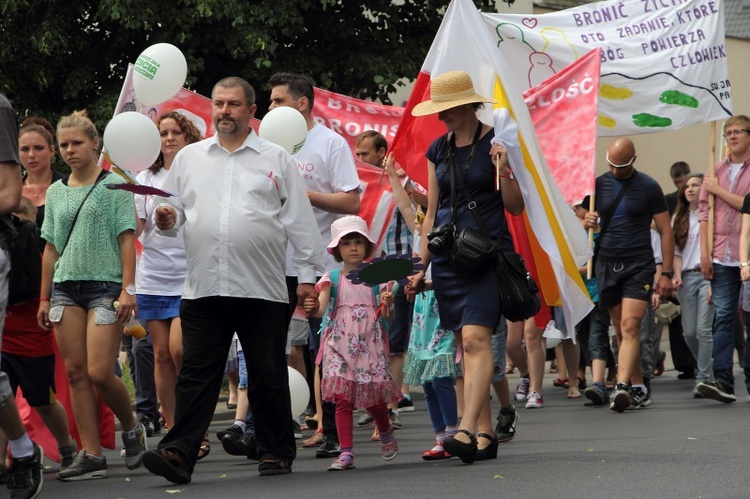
[741,262,749,268]
[39,296,50,302]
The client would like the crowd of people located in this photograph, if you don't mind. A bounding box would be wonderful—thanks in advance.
[0,69,748,498]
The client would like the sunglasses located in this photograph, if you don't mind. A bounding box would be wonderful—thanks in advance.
[606,151,635,168]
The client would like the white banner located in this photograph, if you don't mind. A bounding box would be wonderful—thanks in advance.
[483,0,732,136]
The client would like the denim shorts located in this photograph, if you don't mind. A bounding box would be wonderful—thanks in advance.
[136,294,181,321]
[49,280,120,325]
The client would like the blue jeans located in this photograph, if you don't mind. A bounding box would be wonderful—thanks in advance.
[491,320,508,383]
[677,272,714,383]
[132,334,161,422]
[423,377,458,434]
[710,264,741,388]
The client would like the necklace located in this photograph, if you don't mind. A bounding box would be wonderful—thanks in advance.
[24,170,53,199]
[24,178,41,198]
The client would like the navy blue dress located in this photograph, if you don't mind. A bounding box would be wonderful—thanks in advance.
[426,130,513,331]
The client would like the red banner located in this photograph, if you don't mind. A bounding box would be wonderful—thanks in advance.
[312,87,404,153]
[522,48,601,206]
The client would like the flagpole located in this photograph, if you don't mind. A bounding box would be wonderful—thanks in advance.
[708,121,716,257]
[586,191,596,280]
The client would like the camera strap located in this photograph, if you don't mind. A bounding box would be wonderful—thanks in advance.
[447,121,483,230]
[447,122,495,244]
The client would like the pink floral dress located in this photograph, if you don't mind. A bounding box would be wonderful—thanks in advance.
[318,272,401,408]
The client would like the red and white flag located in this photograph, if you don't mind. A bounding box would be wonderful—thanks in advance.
[389,0,594,337]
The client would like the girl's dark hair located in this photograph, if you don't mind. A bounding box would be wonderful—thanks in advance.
[673,173,704,250]
[148,111,202,174]
[331,233,374,263]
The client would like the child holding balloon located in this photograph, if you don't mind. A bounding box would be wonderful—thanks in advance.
[303,216,401,471]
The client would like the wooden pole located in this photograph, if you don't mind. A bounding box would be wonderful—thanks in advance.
[708,121,717,256]
[586,191,596,280]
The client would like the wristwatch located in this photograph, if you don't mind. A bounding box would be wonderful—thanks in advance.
[123,284,136,296]
[661,271,674,278]
[741,263,749,268]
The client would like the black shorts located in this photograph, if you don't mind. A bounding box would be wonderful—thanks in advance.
[596,256,655,310]
[1,353,56,407]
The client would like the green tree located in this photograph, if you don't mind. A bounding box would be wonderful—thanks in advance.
[0,0,495,131]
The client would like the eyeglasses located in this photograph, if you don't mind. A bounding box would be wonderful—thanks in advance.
[414,211,425,225]
[605,151,635,168]
[723,129,750,138]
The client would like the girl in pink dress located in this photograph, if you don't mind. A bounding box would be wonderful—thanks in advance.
[304,216,401,471]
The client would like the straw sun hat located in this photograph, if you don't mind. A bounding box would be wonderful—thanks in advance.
[412,71,496,117]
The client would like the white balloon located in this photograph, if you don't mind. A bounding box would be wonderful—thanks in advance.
[288,366,310,418]
[545,337,562,349]
[132,43,188,106]
[259,107,307,154]
[103,112,161,173]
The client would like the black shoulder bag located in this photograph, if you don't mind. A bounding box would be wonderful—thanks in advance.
[57,169,110,260]
[443,123,497,276]
[450,149,541,322]
[591,171,638,277]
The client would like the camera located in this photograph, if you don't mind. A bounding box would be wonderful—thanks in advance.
[427,224,455,256]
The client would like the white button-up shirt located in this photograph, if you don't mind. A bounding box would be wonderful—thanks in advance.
[158,130,325,302]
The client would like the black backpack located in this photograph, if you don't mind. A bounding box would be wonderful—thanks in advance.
[8,215,41,306]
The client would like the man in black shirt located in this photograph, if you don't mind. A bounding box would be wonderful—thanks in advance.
[584,138,674,412]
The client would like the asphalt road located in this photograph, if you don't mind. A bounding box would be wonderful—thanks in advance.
[36,359,749,499]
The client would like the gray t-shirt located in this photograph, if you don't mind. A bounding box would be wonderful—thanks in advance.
[0,94,20,250]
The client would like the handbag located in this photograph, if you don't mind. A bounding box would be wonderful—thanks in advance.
[448,131,539,321]
[494,251,540,323]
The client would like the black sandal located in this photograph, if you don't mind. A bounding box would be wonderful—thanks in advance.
[196,433,210,461]
[258,459,292,476]
[442,429,477,464]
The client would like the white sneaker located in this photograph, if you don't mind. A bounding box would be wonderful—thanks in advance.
[525,391,544,409]
[515,376,530,402]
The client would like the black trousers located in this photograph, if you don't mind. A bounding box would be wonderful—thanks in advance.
[157,296,295,471]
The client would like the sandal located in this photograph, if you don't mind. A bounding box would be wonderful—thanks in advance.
[302,428,323,448]
[567,387,581,399]
[577,377,587,390]
[549,362,559,374]
[304,416,318,431]
[258,459,292,476]
[605,378,616,390]
[505,363,515,375]
[196,433,210,461]
[553,378,569,388]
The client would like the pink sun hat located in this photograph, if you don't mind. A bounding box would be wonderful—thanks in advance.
[327,215,378,259]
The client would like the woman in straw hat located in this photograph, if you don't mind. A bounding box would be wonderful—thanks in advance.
[407,71,524,463]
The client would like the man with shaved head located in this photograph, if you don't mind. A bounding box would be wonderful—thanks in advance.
[583,138,674,412]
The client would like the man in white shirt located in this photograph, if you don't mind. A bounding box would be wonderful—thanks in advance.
[267,73,360,458]
[142,77,325,483]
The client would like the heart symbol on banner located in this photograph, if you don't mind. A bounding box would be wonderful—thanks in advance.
[522,18,538,29]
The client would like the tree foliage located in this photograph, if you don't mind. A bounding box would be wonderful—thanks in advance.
[0,0,495,131]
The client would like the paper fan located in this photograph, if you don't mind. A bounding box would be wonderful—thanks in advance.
[345,254,425,286]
